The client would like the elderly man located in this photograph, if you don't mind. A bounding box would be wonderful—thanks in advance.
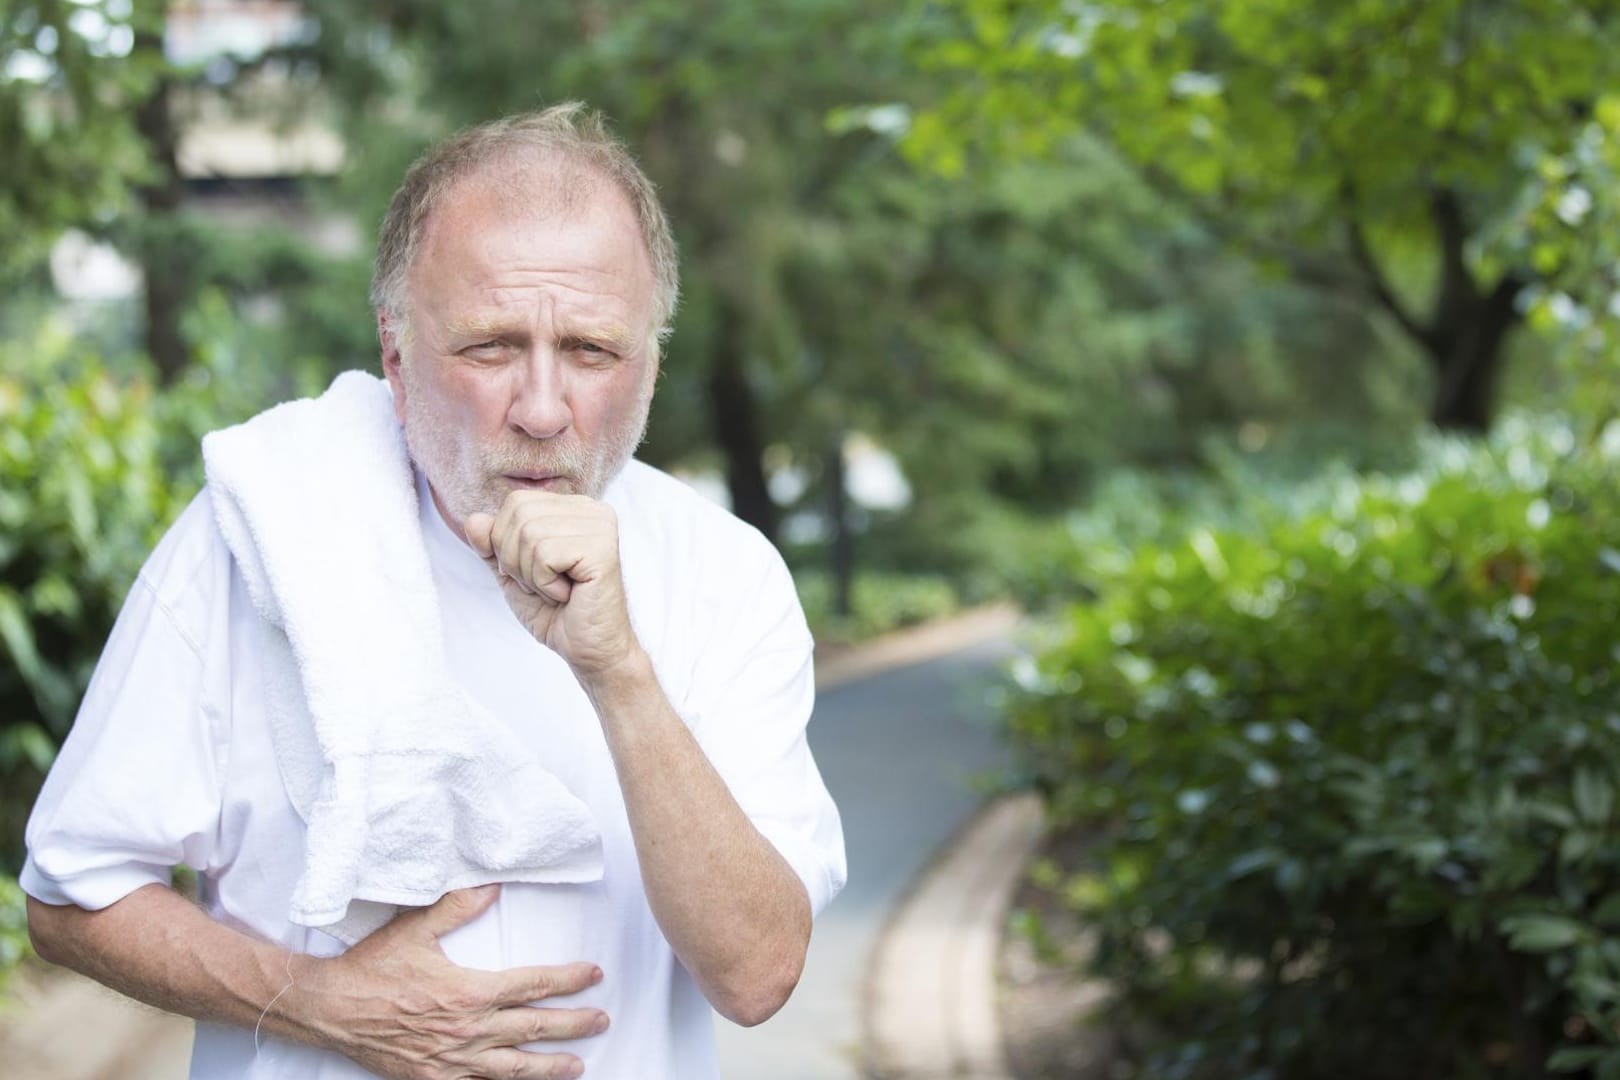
[22,104,845,1080]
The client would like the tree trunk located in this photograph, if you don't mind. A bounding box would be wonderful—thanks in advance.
[826,436,853,617]
[1426,277,1523,432]
[707,313,780,545]
[132,21,193,384]
[1345,189,1525,433]
[1420,192,1524,432]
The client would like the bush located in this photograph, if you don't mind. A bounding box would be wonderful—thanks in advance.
[0,328,196,871]
[0,318,315,995]
[794,570,960,645]
[1011,417,1620,1079]
[0,875,31,995]
[0,317,320,875]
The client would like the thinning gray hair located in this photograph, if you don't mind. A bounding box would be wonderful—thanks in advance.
[370,102,679,344]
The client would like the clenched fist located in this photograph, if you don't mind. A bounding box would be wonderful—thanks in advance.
[463,491,639,678]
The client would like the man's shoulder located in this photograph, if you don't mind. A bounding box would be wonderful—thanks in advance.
[138,485,234,613]
[609,460,802,619]
[611,459,777,560]
[612,461,811,661]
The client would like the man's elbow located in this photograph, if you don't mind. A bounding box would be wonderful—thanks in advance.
[714,950,805,1028]
[26,896,71,966]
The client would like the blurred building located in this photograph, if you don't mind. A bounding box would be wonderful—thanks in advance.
[54,0,356,302]
[167,0,342,183]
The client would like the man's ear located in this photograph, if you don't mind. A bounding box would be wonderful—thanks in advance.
[378,311,408,425]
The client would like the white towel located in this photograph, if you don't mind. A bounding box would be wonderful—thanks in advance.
[201,370,603,944]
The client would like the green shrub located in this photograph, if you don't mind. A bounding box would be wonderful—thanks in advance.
[0,317,317,877]
[0,319,311,995]
[0,328,196,869]
[0,875,32,995]
[794,570,960,645]
[1011,417,1620,1079]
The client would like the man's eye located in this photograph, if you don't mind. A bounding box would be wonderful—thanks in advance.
[575,341,620,360]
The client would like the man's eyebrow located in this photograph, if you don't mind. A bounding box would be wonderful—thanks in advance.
[441,314,646,352]
[564,323,641,352]
[441,314,506,339]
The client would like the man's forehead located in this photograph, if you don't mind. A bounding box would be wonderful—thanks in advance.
[414,166,649,281]
[425,154,626,246]
[406,159,654,332]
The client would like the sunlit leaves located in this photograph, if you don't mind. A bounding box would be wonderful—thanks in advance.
[0,0,165,276]
[1009,419,1620,1074]
[907,0,1620,430]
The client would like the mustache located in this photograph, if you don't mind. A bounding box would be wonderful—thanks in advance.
[482,439,589,478]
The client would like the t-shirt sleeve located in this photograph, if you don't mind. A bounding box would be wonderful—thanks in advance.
[21,503,229,911]
[684,543,847,918]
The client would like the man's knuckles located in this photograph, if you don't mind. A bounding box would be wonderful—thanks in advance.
[495,495,617,538]
[507,1006,605,1043]
[404,1009,484,1049]
[517,962,594,1001]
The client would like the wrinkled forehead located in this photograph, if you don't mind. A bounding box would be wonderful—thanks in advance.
[467,151,600,219]
[420,150,629,259]
[405,155,658,340]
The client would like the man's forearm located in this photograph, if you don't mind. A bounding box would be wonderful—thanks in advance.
[27,883,609,1080]
[581,649,812,1027]
[28,884,310,1035]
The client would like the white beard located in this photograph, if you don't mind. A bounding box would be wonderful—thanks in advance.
[399,361,653,526]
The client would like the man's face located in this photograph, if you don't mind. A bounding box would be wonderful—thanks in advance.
[381,169,659,534]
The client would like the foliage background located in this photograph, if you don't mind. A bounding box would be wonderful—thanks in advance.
[1010,423,1620,1076]
[3,1,1620,1069]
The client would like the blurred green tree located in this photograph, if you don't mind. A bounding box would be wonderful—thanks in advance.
[0,0,1436,611]
[288,0,1418,568]
[776,135,1422,590]
[1,0,210,380]
[906,0,1620,431]
[1,0,366,383]
[0,0,156,280]
[293,0,920,544]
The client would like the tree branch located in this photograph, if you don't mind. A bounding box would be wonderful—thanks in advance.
[1123,160,1364,293]
[1342,200,1434,351]
[1429,186,1477,336]
[1126,158,1447,352]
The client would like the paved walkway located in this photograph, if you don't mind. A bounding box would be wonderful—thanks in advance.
[718,621,1021,1078]
[1,608,1025,1080]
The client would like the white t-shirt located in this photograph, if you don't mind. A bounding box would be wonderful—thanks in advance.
[22,458,846,1080]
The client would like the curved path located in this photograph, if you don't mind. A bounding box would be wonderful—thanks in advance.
[717,625,1021,1079]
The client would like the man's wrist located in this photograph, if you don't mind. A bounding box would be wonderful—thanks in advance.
[578,643,659,713]
[267,951,347,1053]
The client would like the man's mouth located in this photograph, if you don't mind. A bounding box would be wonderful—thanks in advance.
[503,473,567,492]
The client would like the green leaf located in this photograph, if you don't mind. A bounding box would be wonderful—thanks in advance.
[1501,913,1587,953]
[0,723,56,772]
[1562,830,1598,865]
[1398,835,1448,870]
[0,586,42,686]
[1575,767,1614,825]
[1528,800,1578,829]
[1592,892,1620,927]
[1549,1046,1608,1073]
[1572,973,1620,1005]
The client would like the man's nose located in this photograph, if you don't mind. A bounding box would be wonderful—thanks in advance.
[507,349,572,440]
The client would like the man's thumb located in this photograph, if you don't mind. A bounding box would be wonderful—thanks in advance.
[419,884,500,939]
[463,512,496,557]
